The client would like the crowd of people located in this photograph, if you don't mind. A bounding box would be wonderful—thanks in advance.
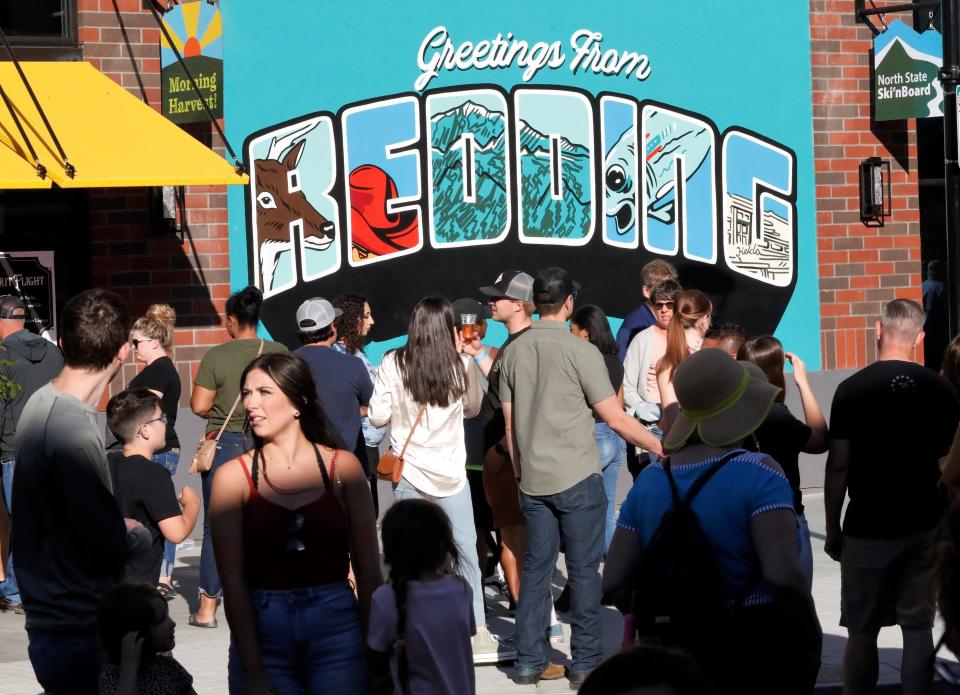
[0,256,959,694]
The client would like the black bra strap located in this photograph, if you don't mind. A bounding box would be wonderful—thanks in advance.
[313,443,330,488]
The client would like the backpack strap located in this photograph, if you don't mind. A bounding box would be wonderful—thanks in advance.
[663,449,745,511]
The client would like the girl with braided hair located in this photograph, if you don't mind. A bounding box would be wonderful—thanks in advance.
[367,499,476,695]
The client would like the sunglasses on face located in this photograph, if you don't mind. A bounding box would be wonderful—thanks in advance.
[654,301,675,310]
[130,338,155,349]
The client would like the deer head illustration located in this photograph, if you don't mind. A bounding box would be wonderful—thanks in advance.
[253,120,336,292]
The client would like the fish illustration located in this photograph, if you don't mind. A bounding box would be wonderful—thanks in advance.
[643,111,712,225]
[603,128,636,236]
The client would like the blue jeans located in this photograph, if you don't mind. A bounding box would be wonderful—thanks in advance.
[200,432,249,598]
[393,476,486,628]
[0,459,19,603]
[595,423,626,554]
[516,474,606,675]
[27,629,100,694]
[152,449,180,579]
[797,513,813,587]
[228,582,366,695]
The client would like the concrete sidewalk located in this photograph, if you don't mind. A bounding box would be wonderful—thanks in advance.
[0,480,953,693]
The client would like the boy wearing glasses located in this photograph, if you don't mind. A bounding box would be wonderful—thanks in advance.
[106,389,200,585]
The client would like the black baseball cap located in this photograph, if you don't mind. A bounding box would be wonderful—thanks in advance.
[478,270,534,302]
[0,295,26,320]
[452,298,492,327]
[533,267,581,305]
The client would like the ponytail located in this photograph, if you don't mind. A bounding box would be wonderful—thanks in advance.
[656,289,712,380]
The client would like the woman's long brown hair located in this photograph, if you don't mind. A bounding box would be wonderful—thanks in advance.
[737,335,787,404]
[395,296,465,408]
[656,289,712,380]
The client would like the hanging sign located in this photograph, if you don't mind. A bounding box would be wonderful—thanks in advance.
[0,251,56,341]
[873,19,943,121]
[160,0,223,124]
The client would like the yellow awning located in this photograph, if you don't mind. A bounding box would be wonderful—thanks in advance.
[0,62,247,188]
[0,141,51,189]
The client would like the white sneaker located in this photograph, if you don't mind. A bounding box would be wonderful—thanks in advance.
[483,563,504,587]
[472,625,516,664]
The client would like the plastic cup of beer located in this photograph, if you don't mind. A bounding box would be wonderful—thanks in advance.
[461,313,478,342]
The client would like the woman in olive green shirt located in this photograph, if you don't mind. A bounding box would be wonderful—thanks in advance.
[189,286,286,628]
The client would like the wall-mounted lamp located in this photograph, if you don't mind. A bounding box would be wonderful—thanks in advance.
[859,157,891,226]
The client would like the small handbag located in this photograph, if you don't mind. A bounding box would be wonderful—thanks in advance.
[188,340,263,475]
[376,405,426,484]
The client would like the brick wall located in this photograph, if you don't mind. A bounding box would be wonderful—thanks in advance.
[78,0,232,405]
[810,0,924,369]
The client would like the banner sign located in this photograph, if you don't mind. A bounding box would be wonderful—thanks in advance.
[873,19,943,121]
[161,0,223,124]
[0,251,56,341]
[223,2,820,366]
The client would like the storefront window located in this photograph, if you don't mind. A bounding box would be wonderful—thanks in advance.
[0,1,78,59]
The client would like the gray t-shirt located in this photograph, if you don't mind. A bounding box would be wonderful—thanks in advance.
[499,320,614,496]
[12,382,130,631]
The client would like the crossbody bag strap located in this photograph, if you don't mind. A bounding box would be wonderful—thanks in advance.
[213,339,264,443]
[398,405,427,459]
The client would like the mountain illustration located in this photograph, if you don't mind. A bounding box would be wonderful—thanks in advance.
[516,118,592,240]
[431,101,509,243]
[429,101,592,242]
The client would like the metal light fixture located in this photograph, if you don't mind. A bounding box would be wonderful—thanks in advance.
[859,156,891,226]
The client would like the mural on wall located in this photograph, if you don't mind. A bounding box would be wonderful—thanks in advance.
[225,4,819,364]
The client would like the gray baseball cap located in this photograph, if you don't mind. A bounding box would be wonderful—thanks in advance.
[478,270,534,302]
[296,297,342,331]
[0,295,26,320]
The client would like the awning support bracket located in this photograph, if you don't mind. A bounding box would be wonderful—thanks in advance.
[0,26,75,178]
[0,82,45,180]
[148,2,246,177]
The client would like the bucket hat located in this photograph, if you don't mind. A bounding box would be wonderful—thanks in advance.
[663,348,780,451]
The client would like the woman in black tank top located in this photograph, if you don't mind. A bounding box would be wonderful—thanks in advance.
[210,352,382,694]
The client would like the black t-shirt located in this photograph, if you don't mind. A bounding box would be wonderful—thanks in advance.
[830,360,960,538]
[483,326,532,450]
[108,452,183,584]
[749,403,811,514]
[593,353,625,423]
[128,357,181,451]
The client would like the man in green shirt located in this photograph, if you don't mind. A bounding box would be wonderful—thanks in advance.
[500,267,662,687]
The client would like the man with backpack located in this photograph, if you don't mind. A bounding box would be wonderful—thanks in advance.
[602,349,821,694]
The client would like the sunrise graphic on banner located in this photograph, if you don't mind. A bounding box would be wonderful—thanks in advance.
[160,0,223,124]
